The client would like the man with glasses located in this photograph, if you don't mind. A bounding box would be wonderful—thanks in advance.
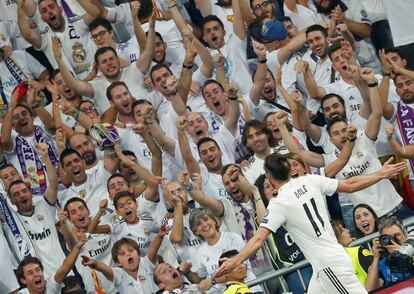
[250,0,278,20]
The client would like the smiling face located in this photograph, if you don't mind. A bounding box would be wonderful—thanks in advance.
[109,84,133,115]
[153,35,167,63]
[116,243,140,272]
[39,0,64,31]
[307,30,328,58]
[262,71,276,101]
[395,75,414,104]
[20,263,46,293]
[202,20,225,49]
[96,50,121,79]
[155,263,183,291]
[222,171,245,203]
[10,183,33,213]
[62,153,87,185]
[245,126,270,154]
[328,121,348,150]
[116,196,138,224]
[265,113,281,141]
[67,200,90,229]
[195,214,219,240]
[198,140,223,173]
[287,158,306,178]
[202,82,227,116]
[354,207,376,236]
[12,106,35,137]
[322,96,346,121]
[186,113,209,143]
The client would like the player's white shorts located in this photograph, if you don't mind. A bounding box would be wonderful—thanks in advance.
[308,266,368,294]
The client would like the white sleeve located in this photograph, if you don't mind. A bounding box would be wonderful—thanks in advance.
[306,174,339,196]
[348,0,371,24]
[259,199,286,233]
[22,51,46,78]
[112,267,124,288]
[322,151,337,166]
[0,22,12,47]
[106,4,132,24]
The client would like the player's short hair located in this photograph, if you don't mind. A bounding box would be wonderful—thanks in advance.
[321,93,345,109]
[111,237,140,263]
[94,46,118,65]
[106,81,129,101]
[201,80,225,99]
[326,116,347,136]
[113,191,135,210]
[202,15,225,30]
[305,24,328,38]
[148,31,165,42]
[149,63,173,84]
[88,18,113,33]
[264,153,291,182]
[60,148,82,167]
[197,137,220,154]
[189,208,219,237]
[17,257,43,280]
[64,197,88,214]
[378,216,406,235]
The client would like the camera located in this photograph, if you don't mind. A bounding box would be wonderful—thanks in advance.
[387,236,414,274]
[379,234,397,247]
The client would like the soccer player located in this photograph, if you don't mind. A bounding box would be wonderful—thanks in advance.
[216,153,406,293]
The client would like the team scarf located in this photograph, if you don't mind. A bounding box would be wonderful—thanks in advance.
[0,192,36,261]
[91,268,107,294]
[15,126,59,196]
[396,101,414,207]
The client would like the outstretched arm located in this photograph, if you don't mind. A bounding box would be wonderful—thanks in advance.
[130,2,147,53]
[278,31,307,65]
[82,256,114,282]
[295,60,326,100]
[136,14,155,73]
[337,158,406,193]
[37,143,58,205]
[1,88,20,151]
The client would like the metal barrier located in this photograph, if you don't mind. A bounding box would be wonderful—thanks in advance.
[247,216,414,291]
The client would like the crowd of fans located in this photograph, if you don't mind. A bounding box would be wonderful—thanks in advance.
[0,0,414,293]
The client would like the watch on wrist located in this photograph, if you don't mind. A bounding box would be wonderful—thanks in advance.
[210,274,217,285]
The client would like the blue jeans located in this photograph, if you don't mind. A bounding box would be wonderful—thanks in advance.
[285,265,313,294]
[390,203,414,221]
[341,204,356,235]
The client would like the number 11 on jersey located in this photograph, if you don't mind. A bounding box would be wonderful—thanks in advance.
[303,197,325,237]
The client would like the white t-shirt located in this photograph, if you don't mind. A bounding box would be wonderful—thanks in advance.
[209,2,235,39]
[17,276,62,294]
[116,37,140,63]
[209,35,252,95]
[323,133,402,217]
[382,0,414,46]
[89,63,149,114]
[200,164,229,200]
[61,160,112,216]
[283,2,318,30]
[0,225,19,294]
[195,231,262,294]
[112,257,157,294]
[0,20,31,50]
[0,51,46,103]
[19,197,67,278]
[260,174,353,273]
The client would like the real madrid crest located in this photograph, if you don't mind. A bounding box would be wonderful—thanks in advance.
[72,42,86,63]
[79,189,87,198]
[36,214,44,221]
[0,33,5,41]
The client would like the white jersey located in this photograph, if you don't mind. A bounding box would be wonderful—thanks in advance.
[19,197,67,278]
[43,102,77,129]
[17,276,62,294]
[116,37,140,63]
[323,133,402,217]
[167,212,205,269]
[0,0,17,22]
[0,225,19,294]
[200,164,229,200]
[31,9,95,79]
[195,231,262,294]
[0,51,46,103]
[382,0,414,46]
[112,257,157,294]
[260,174,354,273]
[89,63,149,114]
[283,2,318,30]
[209,1,235,39]
[0,20,31,50]
[61,160,112,216]
[76,232,117,294]
[209,34,252,95]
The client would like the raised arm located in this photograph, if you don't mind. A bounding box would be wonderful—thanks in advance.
[337,157,406,193]
[359,68,382,140]
[140,126,162,177]
[177,116,200,175]
[130,1,147,53]
[249,41,268,106]
[136,14,155,73]
[164,189,184,243]
[177,36,197,104]
[179,172,224,217]
[331,5,371,38]
[278,31,307,65]
[378,50,394,120]
[166,76,188,116]
[52,37,94,97]
[194,0,212,16]
[295,60,326,100]
[147,222,168,264]
[87,199,110,234]
[82,256,114,282]
[386,124,414,159]
[37,143,58,204]
[232,0,246,40]
[17,0,42,49]
[224,83,241,136]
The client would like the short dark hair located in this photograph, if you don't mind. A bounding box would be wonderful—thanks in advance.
[17,257,43,281]
[201,79,225,99]
[111,237,140,263]
[8,179,26,196]
[106,81,129,101]
[305,24,328,38]
[148,31,164,42]
[132,99,152,111]
[264,153,291,182]
[61,276,85,294]
[88,18,113,33]
[384,47,404,58]
[321,93,345,109]
[94,46,118,65]
[64,197,88,213]
[0,163,17,173]
[135,0,153,21]
[353,203,379,238]
[277,16,292,23]
[202,15,224,30]
[122,149,137,158]
[326,116,347,135]
[107,173,130,193]
[221,163,240,177]
[327,42,342,61]
[219,250,239,266]
[78,100,95,110]
[113,191,135,210]
[14,103,34,117]
[149,63,173,83]
[60,148,82,167]
[51,68,61,80]
[252,68,274,81]
[197,137,220,154]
